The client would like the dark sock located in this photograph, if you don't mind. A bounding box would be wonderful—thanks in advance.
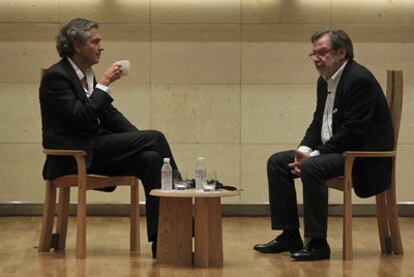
[309,237,328,247]
[278,228,301,241]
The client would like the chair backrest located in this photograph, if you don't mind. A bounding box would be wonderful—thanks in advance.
[386,70,403,151]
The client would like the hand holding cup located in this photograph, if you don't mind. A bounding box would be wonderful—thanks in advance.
[116,60,130,76]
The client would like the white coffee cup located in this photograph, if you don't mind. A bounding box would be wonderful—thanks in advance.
[117,60,130,76]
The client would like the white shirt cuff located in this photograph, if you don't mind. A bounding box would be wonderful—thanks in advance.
[297,146,313,153]
[310,150,320,157]
[96,83,111,94]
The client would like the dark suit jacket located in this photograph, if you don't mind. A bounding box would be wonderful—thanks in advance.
[300,60,394,198]
[39,58,138,180]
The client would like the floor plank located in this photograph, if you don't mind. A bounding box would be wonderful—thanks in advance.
[0,216,413,276]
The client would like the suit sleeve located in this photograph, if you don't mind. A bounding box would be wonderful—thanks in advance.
[318,76,377,154]
[100,104,139,132]
[40,70,113,131]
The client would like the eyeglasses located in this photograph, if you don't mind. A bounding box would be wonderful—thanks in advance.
[308,48,335,59]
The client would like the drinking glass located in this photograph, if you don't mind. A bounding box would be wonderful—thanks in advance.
[174,169,187,190]
[203,170,217,192]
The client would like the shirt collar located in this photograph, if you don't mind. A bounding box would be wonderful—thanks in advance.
[324,60,348,92]
[67,57,93,81]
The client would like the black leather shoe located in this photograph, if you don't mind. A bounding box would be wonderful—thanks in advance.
[254,237,303,253]
[291,242,330,261]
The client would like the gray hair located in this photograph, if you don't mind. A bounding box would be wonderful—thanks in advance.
[56,18,99,58]
[311,28,354,60]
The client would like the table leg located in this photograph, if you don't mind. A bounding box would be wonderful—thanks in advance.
[194,197,223,267]
[156,197,193,266]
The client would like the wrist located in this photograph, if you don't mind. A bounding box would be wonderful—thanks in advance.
[99,77,111,87]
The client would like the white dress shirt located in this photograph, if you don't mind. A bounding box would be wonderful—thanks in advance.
[67,57,110,98]
[298,60,348,156]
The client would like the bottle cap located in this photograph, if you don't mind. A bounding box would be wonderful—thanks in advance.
[163,157,170,162]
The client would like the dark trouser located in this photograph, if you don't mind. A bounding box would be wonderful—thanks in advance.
[88,129,178,242]
[267,150,344,238]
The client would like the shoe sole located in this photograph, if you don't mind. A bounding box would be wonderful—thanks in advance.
[291,255,330,261]
[253,246,303,254]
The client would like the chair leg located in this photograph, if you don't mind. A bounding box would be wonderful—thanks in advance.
[56,187,70,250]
[76,184,87,259]
[130,179,140,252]
[39,181,57,252]
[385,184,404,254]
[376,192,390,253]
[343,182,353,260]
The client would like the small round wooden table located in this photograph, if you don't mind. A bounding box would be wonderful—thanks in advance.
[150,188,240,267]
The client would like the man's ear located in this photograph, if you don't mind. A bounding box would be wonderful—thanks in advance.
[338,47,347,60]
[73,40,82,54]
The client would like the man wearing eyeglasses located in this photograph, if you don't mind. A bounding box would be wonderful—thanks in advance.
[253,28,394,261]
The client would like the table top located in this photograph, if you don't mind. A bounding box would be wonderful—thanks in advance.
[150,188,240,198]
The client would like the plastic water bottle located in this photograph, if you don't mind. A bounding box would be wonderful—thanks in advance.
[195,157,206,190]
[161,158,172,191]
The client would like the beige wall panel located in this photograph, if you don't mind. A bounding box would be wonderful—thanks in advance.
[395,145,414,202]
[99,24,150,41]
[0,144,44,202]
[241,0,330,24]
[242,42,318,84]
[0,1,59,23]
[332,0,414,24]
[0,24,58,83]
[151,0,240,23]
[152,24,240,42]
[242,84,316,144]
[0,84,41,143]
[150,84,240,144]
[399,84,414,145]
[60,0,150,24]
[242,24,327,42]
[152,41,240,83]
[0,41,57,84]
[107,84,150,130]
[353,43,414,86]
[339,24,414,43]
[94,41,150,84]
[0,23,59,41]
[171,144,241,204]
[151,24,240,84]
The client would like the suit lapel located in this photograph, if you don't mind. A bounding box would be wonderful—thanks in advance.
[60,58,88,102]
[333,60,353,110]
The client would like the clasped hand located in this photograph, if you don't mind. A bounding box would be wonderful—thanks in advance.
[288,150,311,176]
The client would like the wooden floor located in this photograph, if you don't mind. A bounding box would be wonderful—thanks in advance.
[0,216,413,276]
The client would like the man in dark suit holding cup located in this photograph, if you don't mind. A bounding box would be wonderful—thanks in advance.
[39,18,178,257]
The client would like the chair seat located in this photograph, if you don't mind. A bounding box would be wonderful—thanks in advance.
[51,174,136,189]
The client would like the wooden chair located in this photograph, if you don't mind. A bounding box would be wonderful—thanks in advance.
[38,150,140,258]
[327,70,404,260]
